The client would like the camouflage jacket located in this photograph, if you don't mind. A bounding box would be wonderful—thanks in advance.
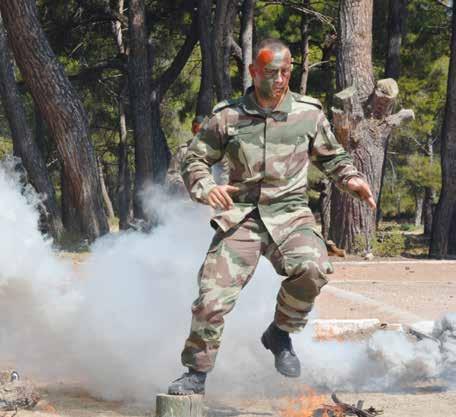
[182,89,362,245]
[167,140,230,195]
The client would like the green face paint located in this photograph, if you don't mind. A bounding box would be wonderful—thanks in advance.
[254,48,292,102]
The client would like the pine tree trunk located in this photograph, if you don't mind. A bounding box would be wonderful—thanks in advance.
[34,108,47,160]
[0,18,63,240]
[430,7,456,257]
[196,0,215,117]
[385,0,408,80]
[0,0,108,242]
[319,179,332,240]
[128,0,154,219]
[376,0,408,224]
[98,157,115,220]
[241,0,254,93]
[329,0,414,253]
[213,0,238,100]
[415,193,424,227]
[117,88,132,230]
[423,186,434,236]
[61,166,81,238]
[110,0,132,229]
[299,0,310,95]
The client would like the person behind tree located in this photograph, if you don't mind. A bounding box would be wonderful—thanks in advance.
[166,116,229,195]
[168,38,376,395]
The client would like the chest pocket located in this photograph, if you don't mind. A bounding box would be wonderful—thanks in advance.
[225,123,264,178]
[286,134,311,176]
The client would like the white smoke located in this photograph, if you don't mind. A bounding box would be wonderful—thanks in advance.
[0,158,453,404]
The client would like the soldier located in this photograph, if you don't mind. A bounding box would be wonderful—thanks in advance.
[166,116,229,195]
[168,38,376,395]
[166,116,204,195]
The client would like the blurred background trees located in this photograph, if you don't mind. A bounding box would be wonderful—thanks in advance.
[0,0,454,256]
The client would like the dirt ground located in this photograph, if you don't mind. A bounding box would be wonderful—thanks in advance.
[5,259,456,417]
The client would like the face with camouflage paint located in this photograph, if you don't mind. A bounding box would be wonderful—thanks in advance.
[249,47,292,107]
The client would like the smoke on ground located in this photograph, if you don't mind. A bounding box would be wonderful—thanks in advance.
[0,158,453,403]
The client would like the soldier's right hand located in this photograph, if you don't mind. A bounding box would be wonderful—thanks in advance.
[208,185,240,210]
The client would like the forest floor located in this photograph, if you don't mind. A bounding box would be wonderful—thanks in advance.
[6,256,454,417]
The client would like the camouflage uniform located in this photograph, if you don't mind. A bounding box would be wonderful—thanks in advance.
[166,140,230,195]
[181,89,362,372]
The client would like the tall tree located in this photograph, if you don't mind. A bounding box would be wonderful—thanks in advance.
[328,0,414,253]
[0,0,109,242]
[0,18,63,240]
[241,0,255,93]
[213,0,238,100]
[299,0,311,94]
[129,0,198,219]
[385,0,408,80]
[430,5,456,258]
[128,0,154,219]
[109,0,132,229]
[196,0,215,117]
[376,0,408,225]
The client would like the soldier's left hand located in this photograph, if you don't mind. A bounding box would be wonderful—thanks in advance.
[347,177,376,210]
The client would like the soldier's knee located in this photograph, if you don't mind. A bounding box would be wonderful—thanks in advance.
[285,261,328,295]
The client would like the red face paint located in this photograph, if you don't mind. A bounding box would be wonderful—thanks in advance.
[257,49,274,68]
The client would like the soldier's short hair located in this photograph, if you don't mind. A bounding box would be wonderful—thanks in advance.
[253,38,290,60]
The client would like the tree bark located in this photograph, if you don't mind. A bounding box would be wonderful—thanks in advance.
[430,7,456,257]
[335,0,375,102]
[196,0,215,117]
[34,108,47,160]
[415,193,424,227]
[319,179,332,240]
[117,85,132,230]
[423,137,435,236]
[128,1,196,219]
[110,0,132,229]
[0,18,63,240]
[329,0,414,253]
[0,0,108,242]
[299,0,310,95]
[376,0,408,225]
[128,0,154,219]
[385,0,408,80]
[213,0,238,101]
[241,0,254,93]
[150,8,197,181]
[423,186,434,236]
[97,157,115,220]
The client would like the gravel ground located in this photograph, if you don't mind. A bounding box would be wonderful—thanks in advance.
[4,259,456,417]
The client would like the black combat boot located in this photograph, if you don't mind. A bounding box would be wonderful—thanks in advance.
[168,368,207,395]
[261,322,301,378]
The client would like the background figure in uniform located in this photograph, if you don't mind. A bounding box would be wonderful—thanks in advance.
[168,38,376,395]
[166,116,229,196]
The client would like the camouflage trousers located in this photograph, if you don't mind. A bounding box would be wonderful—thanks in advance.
[181,210,334,373]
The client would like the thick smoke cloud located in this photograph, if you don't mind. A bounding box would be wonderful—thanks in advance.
[0,159,453,403]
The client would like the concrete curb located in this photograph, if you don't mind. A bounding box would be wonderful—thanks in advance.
[309,319,435,341]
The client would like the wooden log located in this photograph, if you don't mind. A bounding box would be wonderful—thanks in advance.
[370,78,398,119]
[156,394,205,417]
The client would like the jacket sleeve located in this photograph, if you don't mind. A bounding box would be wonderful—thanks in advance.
[181,115,224,204]
[309,111,364,195]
